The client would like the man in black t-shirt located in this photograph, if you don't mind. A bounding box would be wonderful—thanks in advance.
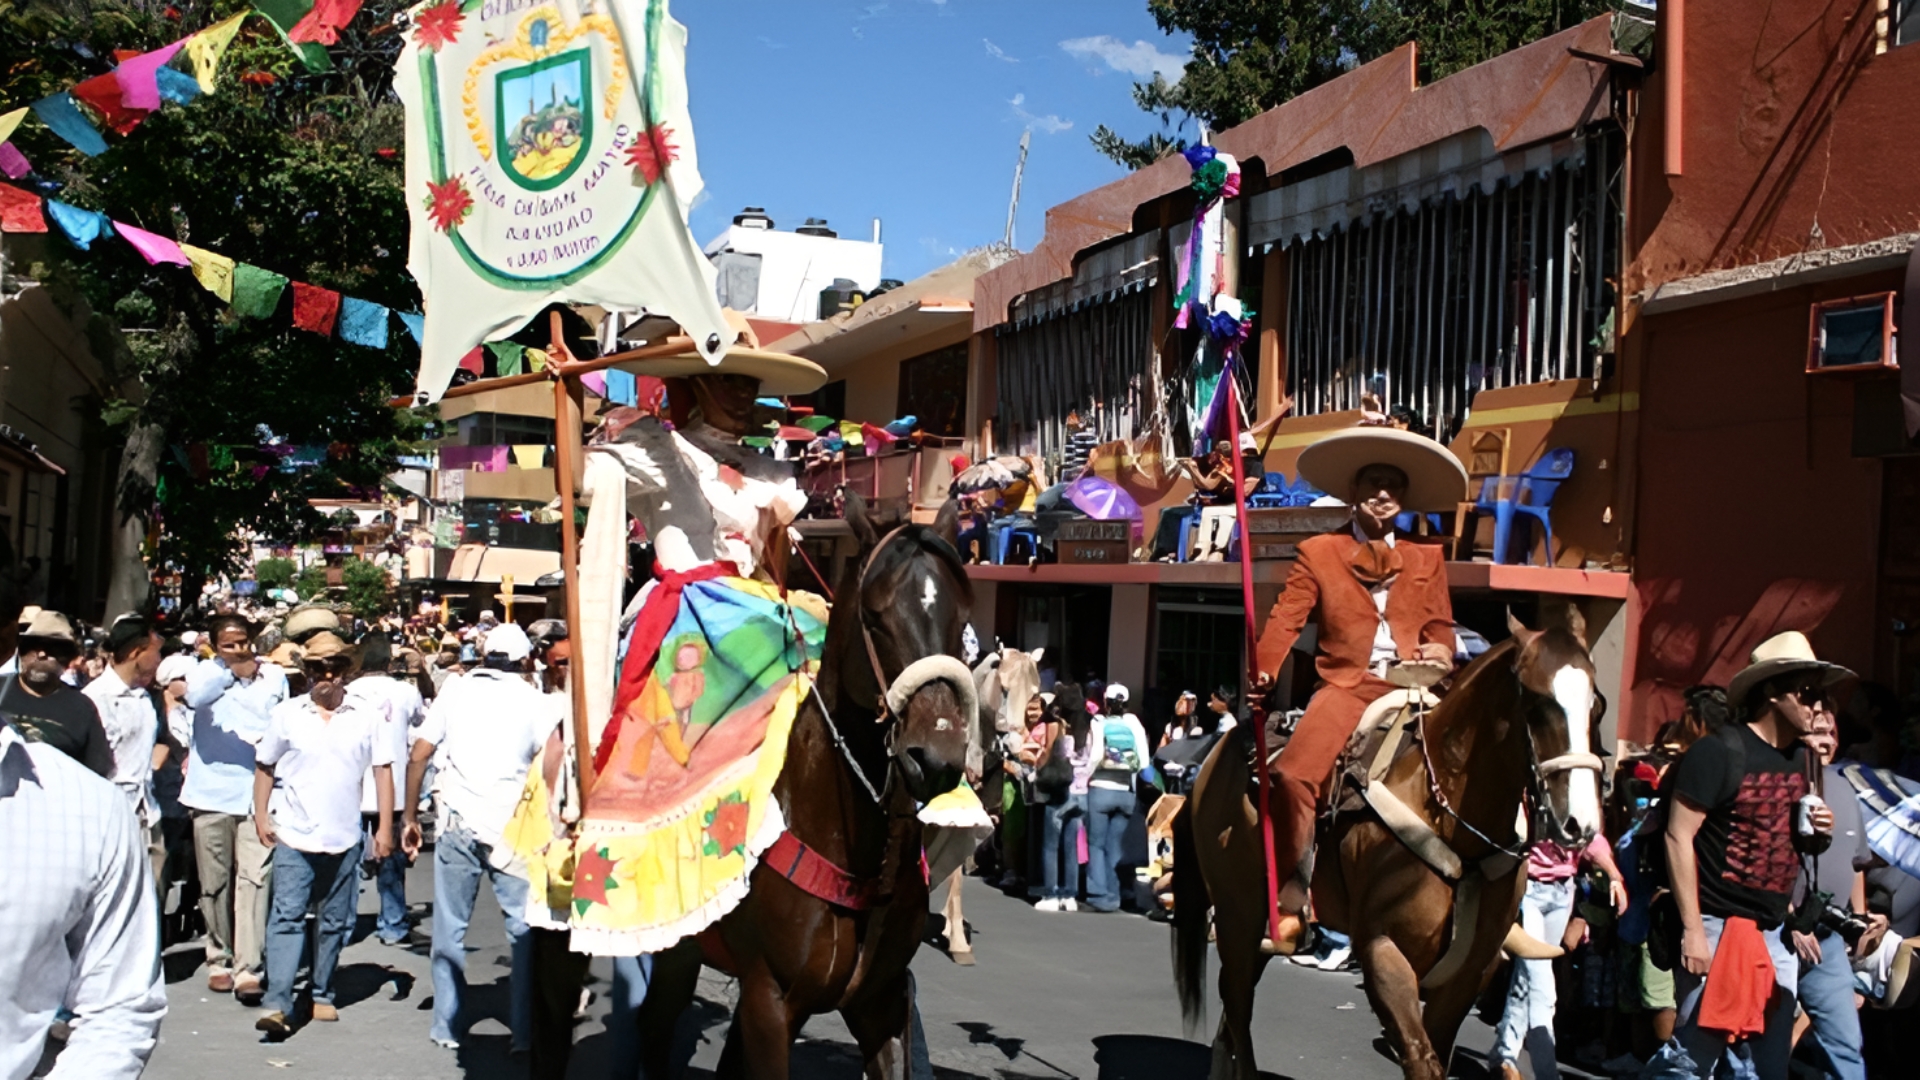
[1,610,111,778]
[1665,631,1846,1080]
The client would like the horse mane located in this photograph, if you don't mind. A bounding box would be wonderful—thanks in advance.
[1426,638,1523,750]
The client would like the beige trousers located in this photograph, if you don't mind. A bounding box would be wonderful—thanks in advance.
[191,809,273,975]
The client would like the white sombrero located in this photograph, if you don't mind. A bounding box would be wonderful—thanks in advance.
[1726,630,1855,706]
[1296,427,1468,513]
[610,346,827,397]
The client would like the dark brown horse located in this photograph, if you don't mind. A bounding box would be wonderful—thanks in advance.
[637,491,981,1079]
[1174,615,1605,1080]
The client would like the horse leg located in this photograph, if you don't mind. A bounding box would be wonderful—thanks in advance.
[940,867,973,965]
[1214,943,1266,1080]
[842,971,915,1080]
[723,970,797,1080]
[1354,933,1447,1080]
[635,938,703,1080]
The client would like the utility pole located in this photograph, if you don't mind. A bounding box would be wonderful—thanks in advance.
[1003,129,1030,249]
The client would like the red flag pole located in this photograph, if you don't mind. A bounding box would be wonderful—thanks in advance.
[1224,371,1283,946]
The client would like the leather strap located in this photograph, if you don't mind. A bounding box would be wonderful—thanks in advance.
[764,829,876,911]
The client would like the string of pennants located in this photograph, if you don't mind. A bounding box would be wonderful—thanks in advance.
[0,4,425,353]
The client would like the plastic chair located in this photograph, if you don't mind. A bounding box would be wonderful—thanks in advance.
[1247,472,1289,509]
[1173,506,1204,561]
[1493,448,1575,566]
[994,518,1044,564]
[1285,477,1325,507]
[1393,512,1445,535]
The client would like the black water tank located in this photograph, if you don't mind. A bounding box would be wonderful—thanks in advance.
[819,278,865,319]
[796,217,837,238]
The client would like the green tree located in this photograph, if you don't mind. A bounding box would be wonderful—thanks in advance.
[253,556,297,591]
[1092,0,1615,168]
[340,557,391,618]
[1,1,428,613]
[294,563,332,602]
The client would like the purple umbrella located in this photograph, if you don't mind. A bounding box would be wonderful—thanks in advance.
[1064,474,1144,524]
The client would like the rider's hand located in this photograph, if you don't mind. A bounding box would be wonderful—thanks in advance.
[1681,924,1712,976]
[1415,642,1453,665]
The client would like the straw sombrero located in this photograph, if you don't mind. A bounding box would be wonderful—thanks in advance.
[610,346,827,396]
[1726,630,1855,705]
[1296,426,1468,513]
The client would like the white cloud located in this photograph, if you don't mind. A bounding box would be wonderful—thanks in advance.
[1009,93,1072,135]
[1059,34,1185,81]
[983,38,1017,63]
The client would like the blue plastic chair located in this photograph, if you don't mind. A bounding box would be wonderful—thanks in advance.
[1286,476,1325,507]
[1393,511,1445,535]
[994,518,1043,563]
[1173,506,1204,561]
[1493,448,1575,566]
[1248,472,1289,509]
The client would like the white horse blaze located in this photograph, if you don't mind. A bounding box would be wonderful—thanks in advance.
[920,576,938,614]
[1550,665,1602,834]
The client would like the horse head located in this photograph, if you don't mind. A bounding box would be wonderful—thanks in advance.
[842,490,979,804]
[1507,610,1605,848]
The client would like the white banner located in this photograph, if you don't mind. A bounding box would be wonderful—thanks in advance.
[397,0,728,402]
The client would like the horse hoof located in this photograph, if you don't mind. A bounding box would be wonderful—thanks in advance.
[950,950,975,966]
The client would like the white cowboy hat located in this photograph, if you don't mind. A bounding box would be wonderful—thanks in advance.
[1726,630,1855,706]
[611,346,827,397]
[1296,427,1468,513]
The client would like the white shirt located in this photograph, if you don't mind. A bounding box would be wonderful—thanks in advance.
[180,659,290,816]
[1087,713,1151,791]
[81,668,159,827]
[350,676,426,814]
[416,669,558,860]
[256,695,394,854]
[1353,521,1399,671]
[0,723,166,1079]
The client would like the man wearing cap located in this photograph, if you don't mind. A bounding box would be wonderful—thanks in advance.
[1663,631,1843,1080]
[252,629,395,1038]
[1252,426,1466,953]
[401,621,556,1052]
[83,615,169,894]
[2,611,112,777]
[182,613,288,1002]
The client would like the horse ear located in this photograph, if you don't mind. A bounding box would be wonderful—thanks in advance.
[932,497,962,550]
[1563,604,1588,649]
[1031,646,1045,665]
[843,486,878,548]
[1506,608,1542,649]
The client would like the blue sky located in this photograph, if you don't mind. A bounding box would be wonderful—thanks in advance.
[676,0,1193,284]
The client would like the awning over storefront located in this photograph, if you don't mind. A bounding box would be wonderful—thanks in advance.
[444,542,561,583]
[1008,229,1160,328]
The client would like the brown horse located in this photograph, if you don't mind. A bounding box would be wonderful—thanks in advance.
[1173,615,1605,1080]
[637,491,981,1079]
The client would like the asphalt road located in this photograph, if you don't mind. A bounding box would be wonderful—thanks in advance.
[140,857,1506,1079]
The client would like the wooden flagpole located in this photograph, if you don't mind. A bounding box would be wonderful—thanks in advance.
[548,310,595,799]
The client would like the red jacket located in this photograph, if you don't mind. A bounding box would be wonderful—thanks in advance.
[1255,532,1455,689]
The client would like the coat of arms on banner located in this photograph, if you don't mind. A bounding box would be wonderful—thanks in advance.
[398,0,728,403]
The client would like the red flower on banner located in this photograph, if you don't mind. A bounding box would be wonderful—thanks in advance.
[239,71,277,86]
[424,177,473,232]
[703,796,750,857]
[573,844,618,910]
[413,0,464,51]
[625,124,678,186]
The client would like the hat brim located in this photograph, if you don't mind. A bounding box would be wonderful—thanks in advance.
[609,347,828,397]
[1295,427,1469,513]
[1726,657,1856,707]
[17,634,78,654]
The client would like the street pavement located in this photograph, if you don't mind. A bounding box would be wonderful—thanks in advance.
[142,857,1507,1079]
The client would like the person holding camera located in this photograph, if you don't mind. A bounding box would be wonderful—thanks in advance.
[1791,711,1885,1080]
[1664,632,1847,1080]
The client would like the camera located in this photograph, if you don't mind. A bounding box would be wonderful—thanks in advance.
[1790,890,1869,947]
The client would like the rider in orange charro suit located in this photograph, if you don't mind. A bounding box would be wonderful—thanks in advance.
[1252,426,1468,953]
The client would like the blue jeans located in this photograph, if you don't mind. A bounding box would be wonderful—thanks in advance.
[1491,878,1576,1079]
[1797,927,1866,1080]
[362,814,408,943]
[264,841,363,1016]
[431,815,533,1046]
[1040,793,1087,900]
[1085,786,1135,912]
[606,953,656,1078]
[1674,912,1800,1080]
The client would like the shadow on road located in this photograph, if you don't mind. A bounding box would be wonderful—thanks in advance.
[1091,1033,1294,1080]
[332,962,415,1008]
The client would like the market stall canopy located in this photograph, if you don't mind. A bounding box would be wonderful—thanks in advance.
[951,456,1032,494]
[397,0,729,404]
[445,543,562,584]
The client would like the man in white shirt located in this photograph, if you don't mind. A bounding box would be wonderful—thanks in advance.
[347,634,425,946]
[181,613,288,1002]
[401,621,556,1052]
[82,614,167,895]
[251,630,395,1038]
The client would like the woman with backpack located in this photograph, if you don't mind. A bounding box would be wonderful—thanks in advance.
[1085,684,1151,913]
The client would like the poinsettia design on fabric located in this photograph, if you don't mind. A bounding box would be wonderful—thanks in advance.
[702,794,750,857]
[572,844,619,914]
[626,124,679,186]
[423,177,473,232]
[412,0,464,51]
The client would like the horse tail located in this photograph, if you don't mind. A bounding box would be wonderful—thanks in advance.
[1171,799,1210,1033]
